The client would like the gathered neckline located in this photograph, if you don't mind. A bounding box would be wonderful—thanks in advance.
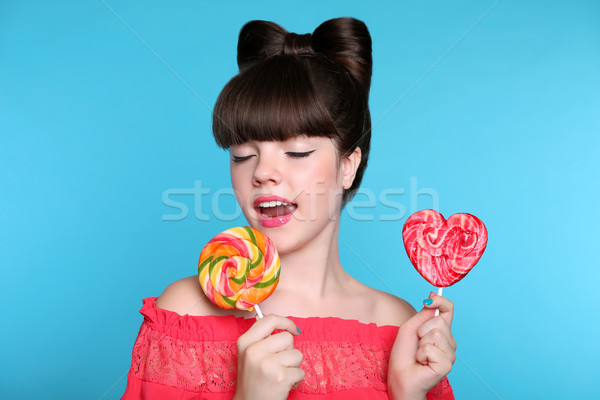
[146,296,400,328]
[139,297,400,342]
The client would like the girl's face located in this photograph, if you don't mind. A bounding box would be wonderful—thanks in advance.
[230,136,358,254]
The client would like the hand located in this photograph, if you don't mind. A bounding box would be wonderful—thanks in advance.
[388,293,457,400]
[234,314,305,400]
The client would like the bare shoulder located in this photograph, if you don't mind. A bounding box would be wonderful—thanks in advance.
[343,276,416,327]
[370,288,417,327]
[155,275,218,316]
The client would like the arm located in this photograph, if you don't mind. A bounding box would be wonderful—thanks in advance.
[387,293,457,400]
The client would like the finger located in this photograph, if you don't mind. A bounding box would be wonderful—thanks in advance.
[285,366,306,387]
[399,307,435,335]
[415,341,449,366]
[418,328,456,354]
[394,308,435,367]
[415,342,455,375]
[242,331,295,367]
[423,292,454,326]
[238,315,300,351]
[272,348,304,368]
[419,329,457,353]
[258,331,296,353]
[416,315,450,340]
[416,306,457,353]
[255,314,301,338]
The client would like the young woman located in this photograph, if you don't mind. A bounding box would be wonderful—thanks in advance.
[122,17,456,400]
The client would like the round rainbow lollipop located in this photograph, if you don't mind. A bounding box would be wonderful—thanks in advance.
[198,226,280,318]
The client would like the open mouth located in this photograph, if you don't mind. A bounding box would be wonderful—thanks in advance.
[256,200,298,218]
[253,197,298,227]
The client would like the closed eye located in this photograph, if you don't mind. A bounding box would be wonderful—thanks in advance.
[286,150,315,158]
[231,154,254,163]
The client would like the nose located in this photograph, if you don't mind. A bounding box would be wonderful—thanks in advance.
[252,154,282,186]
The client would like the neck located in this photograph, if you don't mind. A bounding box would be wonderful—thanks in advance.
[275,218,347,301]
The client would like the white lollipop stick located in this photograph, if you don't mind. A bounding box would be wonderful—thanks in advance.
[254,304,264,319]
[434,287,443,317]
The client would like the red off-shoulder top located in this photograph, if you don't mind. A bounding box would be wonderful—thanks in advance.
[121,297,454,399]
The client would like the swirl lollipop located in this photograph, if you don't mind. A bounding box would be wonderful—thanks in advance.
[198,226,280,318]
[403,209,487,315]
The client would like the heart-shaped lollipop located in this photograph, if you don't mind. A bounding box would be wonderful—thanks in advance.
[402,209,487,287]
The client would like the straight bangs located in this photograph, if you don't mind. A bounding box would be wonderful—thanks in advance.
[212,56,338,148]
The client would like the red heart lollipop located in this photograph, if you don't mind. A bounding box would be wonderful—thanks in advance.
[402,209,487,287]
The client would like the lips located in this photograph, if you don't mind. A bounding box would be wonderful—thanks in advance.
[254,196,298,227]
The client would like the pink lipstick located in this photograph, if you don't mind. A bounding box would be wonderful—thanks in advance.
[254,196,297,228]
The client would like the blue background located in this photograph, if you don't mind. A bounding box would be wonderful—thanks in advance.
[1,1,599,398]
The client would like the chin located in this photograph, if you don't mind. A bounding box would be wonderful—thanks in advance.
[254,226,300,254]
[272,237,313,256]
[248,223,308,255]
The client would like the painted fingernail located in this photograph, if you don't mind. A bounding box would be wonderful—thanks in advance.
[297,327,301,334]
[423,298,433,306]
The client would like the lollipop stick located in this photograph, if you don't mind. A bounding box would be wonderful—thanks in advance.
[254,304,264,319]
[434,287,443,317]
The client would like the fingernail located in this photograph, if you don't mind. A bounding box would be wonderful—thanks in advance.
[423,298,433,306]
[297,327,301,334]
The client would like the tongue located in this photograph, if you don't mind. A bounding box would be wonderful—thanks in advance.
[261,204,296,217]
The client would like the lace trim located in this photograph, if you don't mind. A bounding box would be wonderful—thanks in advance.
[130,320,390,393]
[131,322,238,392]
[296,340,389,392]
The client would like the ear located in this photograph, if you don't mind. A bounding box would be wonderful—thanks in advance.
[341,147,362,190]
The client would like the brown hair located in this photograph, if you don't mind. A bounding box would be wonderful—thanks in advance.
[213,17,372,204]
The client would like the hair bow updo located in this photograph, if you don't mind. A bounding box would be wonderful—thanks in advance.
[214,17,373,205]
[237,18,372,91]
[283,33,313,56]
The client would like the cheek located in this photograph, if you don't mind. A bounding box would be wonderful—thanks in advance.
[230,168,241,189]
[230,167,250,205]
[293,158,343,213]
[230,163,253,185]
[292,160,336,191]
[309,154,339,181]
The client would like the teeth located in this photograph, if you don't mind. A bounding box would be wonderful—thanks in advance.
[258,201,290,208]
